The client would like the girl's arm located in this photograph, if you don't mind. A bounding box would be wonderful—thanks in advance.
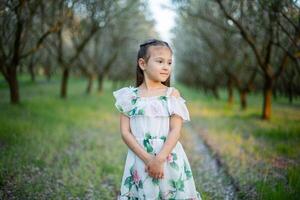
[156,89,183,162]
[120,113,164,179]
[156,114,182,162]
[119,113,152,164]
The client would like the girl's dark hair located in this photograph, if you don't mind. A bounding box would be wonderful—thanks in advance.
[136,39,173,87]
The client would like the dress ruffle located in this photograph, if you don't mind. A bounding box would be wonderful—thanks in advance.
[113,86,200,199]
[112,86,191,123]
[112,86,137,117]
[167,96,190,123]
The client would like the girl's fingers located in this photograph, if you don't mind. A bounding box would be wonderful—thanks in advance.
[146,165,151,173]
[159,173,164,179]
[146,167,164,179]
[156,173,161,179]
[151,173,156,178]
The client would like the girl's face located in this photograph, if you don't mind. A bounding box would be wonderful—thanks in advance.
[139,46,172,83]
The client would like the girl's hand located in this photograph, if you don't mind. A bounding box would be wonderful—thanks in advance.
[145,154,164,179]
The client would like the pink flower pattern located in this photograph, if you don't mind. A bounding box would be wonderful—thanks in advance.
[133,169,140,184]
[114,87,201,199]
[166,154,173,163]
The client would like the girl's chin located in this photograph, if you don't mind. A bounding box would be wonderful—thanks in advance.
[160,75,169,80]
[160,79,169,82]
[152,76,169,82]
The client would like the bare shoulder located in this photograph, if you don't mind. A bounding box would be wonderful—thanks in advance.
[170,87,181,97]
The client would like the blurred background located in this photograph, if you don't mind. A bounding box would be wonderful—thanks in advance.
[0,0,299,199]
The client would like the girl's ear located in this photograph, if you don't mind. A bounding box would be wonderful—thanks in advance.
[138,58,146,71]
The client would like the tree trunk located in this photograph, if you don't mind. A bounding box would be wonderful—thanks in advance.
[97,73,104,92]
[7,67,20,104]
[60,67,69,98]
[28,62,35,82]
[239,90,247,110]
[86,74,93,94]
[44,65,52,82]
[212,88,219,99]
[288,84,293,104]
[262,77,273,120]
[227,77,234,105]
[273,86,277,100]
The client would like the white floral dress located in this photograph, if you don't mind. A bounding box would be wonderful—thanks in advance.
[113,86,202,200]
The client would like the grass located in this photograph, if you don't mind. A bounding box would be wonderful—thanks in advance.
[178,85,300,199]
[1,75,299,199]
[0,75,126,199]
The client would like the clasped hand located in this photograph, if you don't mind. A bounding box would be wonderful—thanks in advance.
[145,154,165,179]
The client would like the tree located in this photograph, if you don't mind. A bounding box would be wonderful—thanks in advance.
[215,0,300,119]
[0,1,62,104]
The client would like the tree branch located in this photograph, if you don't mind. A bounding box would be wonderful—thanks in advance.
[274,51,289,79]
[215,0,265,70]
[20,21,62,59]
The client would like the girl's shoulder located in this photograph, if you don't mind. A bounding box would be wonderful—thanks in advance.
[168,87,181,98]
[167,87,187,104]
[166,87,190,123]
[112,85,191,122]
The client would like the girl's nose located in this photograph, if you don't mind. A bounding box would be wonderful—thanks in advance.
[162,63,170,69]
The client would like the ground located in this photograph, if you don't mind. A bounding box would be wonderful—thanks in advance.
[0,76,299,199]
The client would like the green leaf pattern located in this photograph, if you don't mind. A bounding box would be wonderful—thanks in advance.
[121,142,197,198]
[167,152,179,170]
[142,132,169,155]
[184,160,193,180]
[117,88,199,199]
[122,165,144,197]
[116,88,170,117]
[152,177,159,185]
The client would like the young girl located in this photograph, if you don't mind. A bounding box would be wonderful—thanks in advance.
[113,39,202,199]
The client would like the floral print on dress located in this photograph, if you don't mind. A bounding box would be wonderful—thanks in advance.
[113,86,202,200]
[143,132,155,154]
[142,132,168,155]
[184,160,193,180]
[167,153,179,170]
[113,86,144,117]
[123,166,143,191]
[159,95,168,102]
[113,86,191,120]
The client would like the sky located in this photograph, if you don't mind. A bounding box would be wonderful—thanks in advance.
[148,0,178,83]
[148,0,176,43]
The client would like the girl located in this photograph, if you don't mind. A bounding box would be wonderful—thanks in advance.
[113,39,202,199]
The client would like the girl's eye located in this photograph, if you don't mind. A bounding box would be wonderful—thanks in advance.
[157,60,163,63]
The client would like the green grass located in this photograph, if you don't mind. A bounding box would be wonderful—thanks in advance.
[178,85,300,199]
[1,75,299,199]
[0,75,126,199]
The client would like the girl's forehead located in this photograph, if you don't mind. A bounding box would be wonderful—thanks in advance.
[148,46,172,58]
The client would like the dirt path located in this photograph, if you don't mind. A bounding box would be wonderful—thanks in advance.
[181,123,239,200]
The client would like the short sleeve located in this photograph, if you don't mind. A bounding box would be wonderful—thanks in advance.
[112,86,135,117]
[167,96,191,123]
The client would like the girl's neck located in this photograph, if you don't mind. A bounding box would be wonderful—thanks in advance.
[139,82,166,91]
